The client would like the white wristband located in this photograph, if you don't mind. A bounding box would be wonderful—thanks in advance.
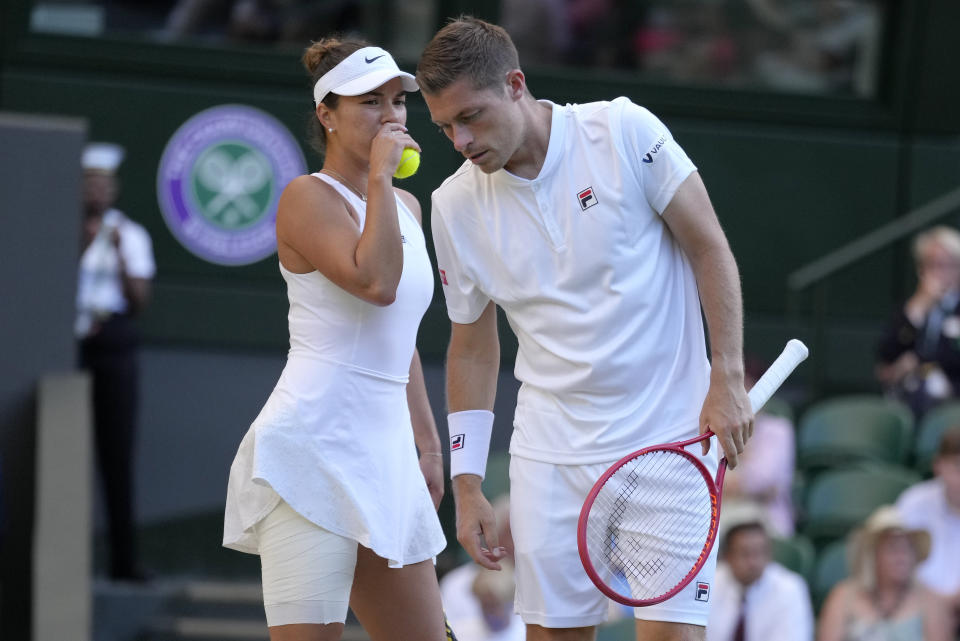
[448,410,494,480]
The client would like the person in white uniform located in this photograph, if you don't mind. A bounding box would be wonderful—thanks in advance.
[77,142,155,581]
[416,17,752,641]
[223,39,449,641]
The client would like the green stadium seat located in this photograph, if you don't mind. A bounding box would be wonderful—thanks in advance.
[811,539,849,612]
[801,463,920,544]
[771,534,816,582]
[796,395,914,472]
[915,401,960,475]
[763,395,795,422]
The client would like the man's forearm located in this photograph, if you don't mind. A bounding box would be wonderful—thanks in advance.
[690,241,744,377]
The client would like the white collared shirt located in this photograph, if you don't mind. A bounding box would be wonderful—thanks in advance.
[705,562,814,641]
[75,209,155,337]
[896,478,960,597]
[431,97,710,463]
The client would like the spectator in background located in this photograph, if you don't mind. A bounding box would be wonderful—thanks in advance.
[818,505,952,641]
[896,425,960,625]
[877,226,960,418]
[163,0,363,44]
[499,0,570,67]
[77,142,156,581]
[721,357,797,536]
[441,495,525,641]
[707,510,813,641]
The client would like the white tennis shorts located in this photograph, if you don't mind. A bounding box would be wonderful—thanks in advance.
[255,500,358,626]
[509,455,718,628]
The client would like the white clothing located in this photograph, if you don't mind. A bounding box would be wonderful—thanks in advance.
[510,454,718,628]
[431,97,709,465]
[223,174,446,568]
[895,478,960,598]
[257,499,357,625]
[440,563,526,641]
[705,562,814,641]
[722,413,796,536]
[75,208,155,337]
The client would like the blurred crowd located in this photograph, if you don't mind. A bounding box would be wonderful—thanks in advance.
[34,0,882,96]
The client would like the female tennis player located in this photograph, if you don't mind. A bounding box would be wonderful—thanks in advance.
[223,38,448,641]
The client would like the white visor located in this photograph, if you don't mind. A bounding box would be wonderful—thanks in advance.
[313,47,418,106]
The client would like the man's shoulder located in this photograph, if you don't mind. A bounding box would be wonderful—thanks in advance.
[113,209,152,242]
[765,562,812,601]
[432,160,480,204]
[897,478,941,510]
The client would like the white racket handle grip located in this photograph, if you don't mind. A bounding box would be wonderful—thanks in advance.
[746,339,809,413]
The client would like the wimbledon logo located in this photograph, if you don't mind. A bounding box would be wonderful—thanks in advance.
[157,105,306,265]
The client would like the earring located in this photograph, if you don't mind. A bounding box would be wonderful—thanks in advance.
[328,128,334,133]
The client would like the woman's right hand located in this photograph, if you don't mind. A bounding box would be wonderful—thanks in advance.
[368,122,421,181]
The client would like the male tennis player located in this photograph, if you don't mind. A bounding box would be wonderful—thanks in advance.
[418,17,752,641]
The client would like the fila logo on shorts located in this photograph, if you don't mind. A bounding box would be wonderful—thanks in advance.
[695,582,710,602]
[577,187,598,211]
[450,434,465,450]
[439,269,449,285]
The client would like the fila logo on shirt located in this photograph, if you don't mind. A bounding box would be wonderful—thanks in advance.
[577,186,598,211]
[450,433,465,451]
[439,269,449,285]
[643,135,667,164]
[694,582,710,602]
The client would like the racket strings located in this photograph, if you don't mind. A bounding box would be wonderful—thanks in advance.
[585,450,715,602]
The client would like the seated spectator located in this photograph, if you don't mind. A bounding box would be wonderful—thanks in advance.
[721,358,797,536]
[876,226,960,418]
[440,495,524,641]
[896,425,960,624]
[818,505,952,641]
[707,508,813,641]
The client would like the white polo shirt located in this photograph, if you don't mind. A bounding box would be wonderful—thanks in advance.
[895,478,960,598]
[431,97,710,464]
[75,208,156,338]
[705,562,814,641]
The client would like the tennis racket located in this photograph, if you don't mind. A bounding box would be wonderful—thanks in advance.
[577,339,808,607]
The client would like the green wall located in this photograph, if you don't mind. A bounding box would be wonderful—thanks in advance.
[3,0,960,372]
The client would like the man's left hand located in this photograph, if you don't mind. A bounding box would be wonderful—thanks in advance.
[699,371,753,469]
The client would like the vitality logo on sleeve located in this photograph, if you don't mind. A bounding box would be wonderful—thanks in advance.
[642,135,667,164]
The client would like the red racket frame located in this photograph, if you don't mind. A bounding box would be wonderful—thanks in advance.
[576,430,727,607]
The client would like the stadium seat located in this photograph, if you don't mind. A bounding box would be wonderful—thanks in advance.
[762,395,795,422]
[811,539,849,611]
[801,463,920,543]
[915,401,960,475]
[796,395,914,472]
[771,534,816,582]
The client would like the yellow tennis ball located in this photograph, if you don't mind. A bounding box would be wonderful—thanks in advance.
[394,148,420,179]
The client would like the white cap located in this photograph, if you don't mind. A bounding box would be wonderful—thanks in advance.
[313,47,418,106]
[82,142,125,174]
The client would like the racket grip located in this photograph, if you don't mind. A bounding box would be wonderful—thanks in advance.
[746,339,809,413]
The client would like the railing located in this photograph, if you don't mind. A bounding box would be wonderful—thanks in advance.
[786,185,960,391]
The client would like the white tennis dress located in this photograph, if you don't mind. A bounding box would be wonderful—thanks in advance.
[223,173,446,567]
